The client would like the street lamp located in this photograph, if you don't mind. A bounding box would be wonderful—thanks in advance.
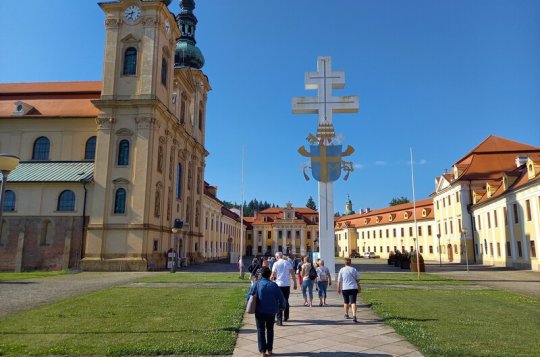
[461,227,469,272]
[436,233,441,267]
[0,154,20,223]
[170,219,184,273]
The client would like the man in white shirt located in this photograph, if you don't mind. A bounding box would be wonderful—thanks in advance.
[270,252,297,325]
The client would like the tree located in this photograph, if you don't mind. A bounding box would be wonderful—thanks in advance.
[306,196,317,210]
[389,196,410,206]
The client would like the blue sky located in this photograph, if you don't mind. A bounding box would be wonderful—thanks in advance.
[1,0,539,212]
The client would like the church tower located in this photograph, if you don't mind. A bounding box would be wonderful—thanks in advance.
[82,0,210,271]
[344,195,355,215]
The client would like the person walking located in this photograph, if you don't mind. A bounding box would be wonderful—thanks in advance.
[270,252,297,325]
[246,267,286,357]
[316,259,332,306]
[300,256,315,307]
[248,258,261,285]
[337,257,360,322]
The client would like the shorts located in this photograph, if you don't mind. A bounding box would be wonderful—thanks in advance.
[342,289,358,304]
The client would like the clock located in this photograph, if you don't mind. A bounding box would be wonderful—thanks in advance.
[124,5,142,22]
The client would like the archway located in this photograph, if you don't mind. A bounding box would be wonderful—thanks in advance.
[447,243,453,262]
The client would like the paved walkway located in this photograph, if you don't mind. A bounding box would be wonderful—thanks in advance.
[233,284,423,357]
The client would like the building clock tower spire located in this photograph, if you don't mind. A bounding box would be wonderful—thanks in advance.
[175,0,205,69]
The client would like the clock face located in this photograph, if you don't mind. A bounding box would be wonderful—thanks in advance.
[124,5,141,22]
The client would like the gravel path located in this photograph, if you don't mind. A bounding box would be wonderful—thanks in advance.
[0,271,158,318]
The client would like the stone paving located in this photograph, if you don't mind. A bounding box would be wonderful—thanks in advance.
[233,284,423,357]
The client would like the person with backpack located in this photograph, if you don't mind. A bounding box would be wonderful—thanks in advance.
[300,256,317,307]
[316,259,332,306]
[248,258,261,285]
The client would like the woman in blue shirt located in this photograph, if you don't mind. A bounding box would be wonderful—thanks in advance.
[246,267,286,356]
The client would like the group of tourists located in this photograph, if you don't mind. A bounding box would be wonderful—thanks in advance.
[245,253,361,357]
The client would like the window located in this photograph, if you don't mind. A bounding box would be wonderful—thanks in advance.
[477,216,482,230]
[267,231,271,239]
[154,190,161,217]
[114,188,126,214]
[123,47,137,75]
[517,241,522,257]
[3,190,15,211]
[487,212,491,229]
[506,241,511,257]
[531,241,537,258]
[57,190,75,211]
[393,228,396,237]
[117,139,130,166]
[429,245,433,254]
[494,210,498,227]
[153,240,159,252]
[489,242,493,256]
[180,95,187,124]
[161,57,168,86]
[525,200,531,221]
[85,136,97,160]
[176,163,182,199]
[401,228,404,237]
[513,204,519,224]
[450,221,453,234]
[496,242,501,257]
[504,207,508,226]
[32,136,50,160]
[198,107,203,130]
[456,192,460,203]
[418,226,422,236]
[409,227,413,237]
[157,145,164,173]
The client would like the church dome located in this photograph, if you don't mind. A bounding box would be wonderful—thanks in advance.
[175,41,205,69]
[175,0,205,69]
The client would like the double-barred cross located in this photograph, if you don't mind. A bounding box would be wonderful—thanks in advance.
[292,56,359,127]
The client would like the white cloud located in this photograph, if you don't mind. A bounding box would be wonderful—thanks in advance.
[354,163,366,169]
[419,159,427,165]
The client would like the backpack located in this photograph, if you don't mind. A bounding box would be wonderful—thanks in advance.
[308,264,317,280]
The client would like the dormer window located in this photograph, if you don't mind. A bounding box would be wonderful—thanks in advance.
[404,212,409,220]
[422,209,427,217]
[13,101,33,116]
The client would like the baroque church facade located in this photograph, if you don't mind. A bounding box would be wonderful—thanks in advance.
[0,0,243,271]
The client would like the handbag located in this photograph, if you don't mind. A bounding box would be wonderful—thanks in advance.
[246,282,258,314]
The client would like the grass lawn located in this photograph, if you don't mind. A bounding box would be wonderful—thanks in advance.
[0,271,69,282]
[136,271,250,284]
[362,288,540,357]
[0,286,246,356]
[360,272,471,285]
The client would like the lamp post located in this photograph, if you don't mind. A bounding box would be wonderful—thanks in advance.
[461,227,469,272]
[0,154,20,223]
[437,233,441,267]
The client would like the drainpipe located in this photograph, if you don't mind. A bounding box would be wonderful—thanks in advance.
[79,178,89,269]
[467,180,477,263]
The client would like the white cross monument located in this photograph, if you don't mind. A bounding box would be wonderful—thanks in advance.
[292,56,359,278]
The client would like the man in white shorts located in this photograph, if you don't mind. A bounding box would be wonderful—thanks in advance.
[270,252,297,325]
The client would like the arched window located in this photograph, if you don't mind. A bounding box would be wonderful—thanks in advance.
[123,47,137,75]
[161,57,168,86]
[154,190,161,217]
[3,190,15,212]
[85,136,97,160]
[117,139,129,166]
[57,190,75,211]
[176,163,182,199]
[157,145,164,173]
[32,136,50,160]
[114,188,126,214]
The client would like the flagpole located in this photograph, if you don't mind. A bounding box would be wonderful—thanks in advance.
[410,147,420,280]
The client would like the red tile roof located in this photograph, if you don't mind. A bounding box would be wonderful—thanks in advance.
[0,81,102,117]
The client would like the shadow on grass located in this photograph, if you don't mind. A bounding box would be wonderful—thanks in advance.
[382,316,438,322]
[1,327,241,335]
[0,282,36,285]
